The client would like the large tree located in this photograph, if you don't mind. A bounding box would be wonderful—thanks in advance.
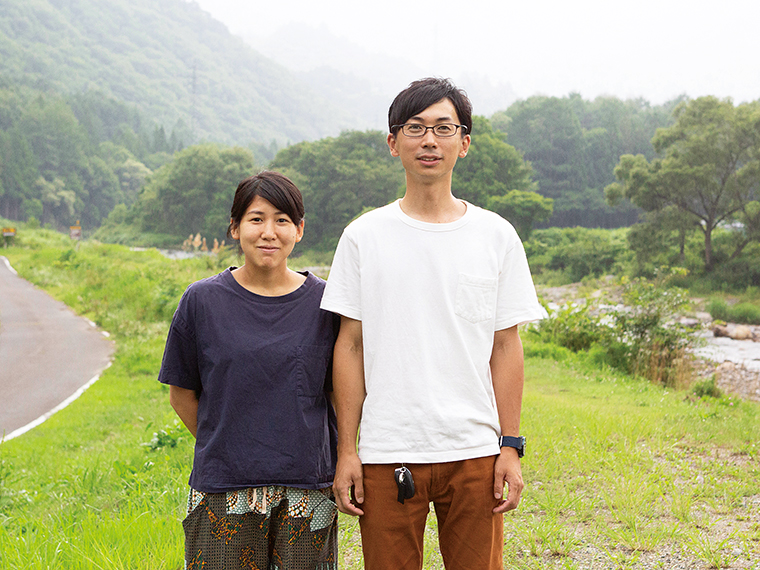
[271,130,404,250]
[495,97,586,203]
[606,96,760,272]
[137,143,255,242]
[452,117,536,199]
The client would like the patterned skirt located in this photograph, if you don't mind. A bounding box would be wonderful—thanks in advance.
[182,486,338,570]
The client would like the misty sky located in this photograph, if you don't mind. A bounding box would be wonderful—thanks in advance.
[193,0,759,108]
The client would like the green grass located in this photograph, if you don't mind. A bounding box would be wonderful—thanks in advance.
[1,238,759,569]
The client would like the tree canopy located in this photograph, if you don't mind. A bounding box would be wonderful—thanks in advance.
[493,94,680,228]
[135,144,256,243]
[453,116,551,238]
[0,84,181,229]
[606,96,760,272]
[269,120,547,248]
[271,130,404,250]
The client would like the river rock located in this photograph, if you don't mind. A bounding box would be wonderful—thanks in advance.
[713,325,730,337]
[731,325,753,340]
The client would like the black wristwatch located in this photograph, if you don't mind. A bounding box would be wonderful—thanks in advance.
[499,435,526,458]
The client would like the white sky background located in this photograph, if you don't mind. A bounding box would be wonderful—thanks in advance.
[192,0,760,106]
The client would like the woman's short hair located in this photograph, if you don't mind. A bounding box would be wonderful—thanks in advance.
[388,77,473,137]
[227,171,305,239]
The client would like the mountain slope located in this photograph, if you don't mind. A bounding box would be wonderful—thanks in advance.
[0,0,355,144]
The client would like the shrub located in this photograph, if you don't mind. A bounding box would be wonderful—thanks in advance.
[706,298,730,321]
[707,298,760,324]
[535,302,603,352]
[728,302,760,325]
[523,337,573,361]
[525,227,630,284]
[602,280,694,386]
[535,279,696,387]
[692,377,722,399]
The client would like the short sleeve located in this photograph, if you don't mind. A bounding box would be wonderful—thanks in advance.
[320,227,363,320]
[494,237,547,330]
[157,290,201,391]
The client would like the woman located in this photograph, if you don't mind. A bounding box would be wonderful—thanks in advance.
[158,171,339,570]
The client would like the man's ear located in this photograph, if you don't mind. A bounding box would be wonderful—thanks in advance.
[459,134,471,158]
[387,132,400,157]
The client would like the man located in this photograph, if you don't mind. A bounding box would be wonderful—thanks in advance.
[320,77,545,570]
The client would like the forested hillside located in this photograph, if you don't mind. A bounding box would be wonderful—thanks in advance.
[0,82,194,226]
[4,0,755,274]
[0,0,354,145]
[493,95,682,227]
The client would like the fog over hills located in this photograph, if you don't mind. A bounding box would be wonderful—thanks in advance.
[239,23,519,129]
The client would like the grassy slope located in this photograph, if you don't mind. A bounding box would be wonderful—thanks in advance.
[0,239,758,569]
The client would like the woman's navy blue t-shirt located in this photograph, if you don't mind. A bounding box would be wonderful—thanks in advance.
[158,269,338,493]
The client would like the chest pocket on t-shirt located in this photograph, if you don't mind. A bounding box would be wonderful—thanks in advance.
[296,345,332,397]
[455,273,498,324]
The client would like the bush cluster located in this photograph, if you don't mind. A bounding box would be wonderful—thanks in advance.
[706,298,760,325]
[533,279,696,387]
[525,227,631,285]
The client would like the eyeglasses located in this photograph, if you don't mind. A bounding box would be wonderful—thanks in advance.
[392,123,468,138]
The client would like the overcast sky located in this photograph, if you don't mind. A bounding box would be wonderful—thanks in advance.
[192,0,759,107]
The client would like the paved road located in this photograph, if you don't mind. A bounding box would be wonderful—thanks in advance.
[0,256,114,439]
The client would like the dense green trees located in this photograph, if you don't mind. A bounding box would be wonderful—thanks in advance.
[137,144,255,243]
[453,116,551,238]
[606,97,760,273]
[0,84,183,229]
[492,95,679,228]
[271,130,404,250]
[98,122,542,251]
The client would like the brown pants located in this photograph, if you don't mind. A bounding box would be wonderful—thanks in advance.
[359,456,504,570]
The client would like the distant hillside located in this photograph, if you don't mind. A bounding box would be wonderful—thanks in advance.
[0,0,356,145]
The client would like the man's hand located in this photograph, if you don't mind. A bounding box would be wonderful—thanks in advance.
[493,447,524,513]
[333,453,365,516]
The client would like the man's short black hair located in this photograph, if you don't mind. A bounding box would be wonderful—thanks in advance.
[388,77,473,137]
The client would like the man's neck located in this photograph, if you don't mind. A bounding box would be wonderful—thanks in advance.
[399,179,466,223]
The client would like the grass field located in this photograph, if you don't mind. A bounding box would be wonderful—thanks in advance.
[1,238,758,569]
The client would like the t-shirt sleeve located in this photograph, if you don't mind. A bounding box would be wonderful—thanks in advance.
[320,228,363,320]
[157,290,201,391]
[494,235,548,330]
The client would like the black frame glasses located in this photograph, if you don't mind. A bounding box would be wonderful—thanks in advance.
[392,123,468,138]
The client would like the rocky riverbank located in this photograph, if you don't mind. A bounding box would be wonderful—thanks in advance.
[537,283,760,403]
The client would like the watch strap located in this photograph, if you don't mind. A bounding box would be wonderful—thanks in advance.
[499,435,526,458]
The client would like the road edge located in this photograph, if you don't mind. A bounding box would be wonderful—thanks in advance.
[1,255,114,443]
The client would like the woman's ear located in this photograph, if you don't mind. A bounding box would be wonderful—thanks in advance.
[295,219,305,242]
[229,218,239,240]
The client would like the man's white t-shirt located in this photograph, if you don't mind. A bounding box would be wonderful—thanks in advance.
[321,200,546,464]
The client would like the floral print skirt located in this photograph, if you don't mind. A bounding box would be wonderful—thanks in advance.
[182,485,338,570]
